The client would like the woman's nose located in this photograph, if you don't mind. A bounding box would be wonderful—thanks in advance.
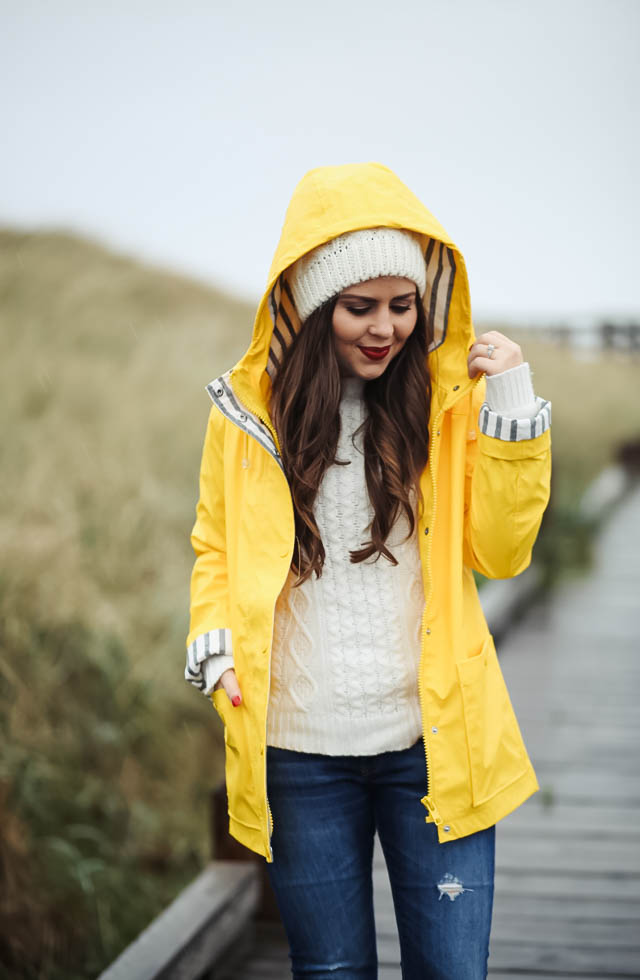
[368,311,395,337]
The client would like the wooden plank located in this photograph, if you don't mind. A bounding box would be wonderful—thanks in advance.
[490,910,640,947]
[486,939,640,975]
[488,975,624,980]
[514,768,640,804]
[522,743,640,770]
[487,975,622,980]
[495,835,640,874]
[497,801,640,837]
[494,870,640,902]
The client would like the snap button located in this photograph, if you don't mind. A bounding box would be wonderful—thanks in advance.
[436,430,441,436]
[443,825,450,832]
[426,628,431,635]
[453,385,460,391]
[424,527,429,535]
[431,726,438,733]
[214,386,223,397]
[239,413,247,422]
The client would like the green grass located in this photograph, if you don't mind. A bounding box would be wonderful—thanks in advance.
[1,227,638,975]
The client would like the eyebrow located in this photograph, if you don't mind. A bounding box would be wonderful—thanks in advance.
[338,291,416,301]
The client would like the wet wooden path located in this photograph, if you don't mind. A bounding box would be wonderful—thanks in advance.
[216,486,640,978]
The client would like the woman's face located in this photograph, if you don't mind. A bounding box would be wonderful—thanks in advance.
[331,276,419,379]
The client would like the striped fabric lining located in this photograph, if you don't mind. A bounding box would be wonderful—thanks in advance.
[478,396,552,442]
[205,370,284,472]
[424,238,456,351]
[264,239,457,378]
[265,274,301,380]
[184,627,233,692]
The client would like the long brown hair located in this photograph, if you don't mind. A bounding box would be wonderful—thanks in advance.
[270,286,434,585]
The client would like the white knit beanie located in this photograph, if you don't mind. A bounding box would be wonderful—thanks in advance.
[289,227,427,324]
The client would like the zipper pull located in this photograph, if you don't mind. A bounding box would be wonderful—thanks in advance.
[421,795,443,825]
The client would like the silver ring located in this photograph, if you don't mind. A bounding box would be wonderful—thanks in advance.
[486,343,496,359]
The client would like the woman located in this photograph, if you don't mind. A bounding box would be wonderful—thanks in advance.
[185,162,551,978]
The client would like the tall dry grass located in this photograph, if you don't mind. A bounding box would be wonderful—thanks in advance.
[0,228,254,978]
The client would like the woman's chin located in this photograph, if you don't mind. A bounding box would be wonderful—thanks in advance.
[344,353,395,380]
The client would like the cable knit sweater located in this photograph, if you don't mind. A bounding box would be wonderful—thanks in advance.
[200,362,540,755]
[266,374,426,754]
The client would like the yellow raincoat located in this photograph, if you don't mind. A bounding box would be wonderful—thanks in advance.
[186,162,551,863]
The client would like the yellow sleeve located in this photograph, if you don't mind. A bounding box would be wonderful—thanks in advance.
[462,377,552,579]
[185,405,232,688]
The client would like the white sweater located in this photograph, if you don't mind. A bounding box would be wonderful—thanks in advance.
[199,362,541,755]
[266,374,426,754]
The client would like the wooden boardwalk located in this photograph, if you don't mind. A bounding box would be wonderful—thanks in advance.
[216,486,640,979]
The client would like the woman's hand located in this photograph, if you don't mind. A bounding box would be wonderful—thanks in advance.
[467,330,524,379]
[213,668,243,706]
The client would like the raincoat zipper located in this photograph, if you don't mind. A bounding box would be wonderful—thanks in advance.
[418,400,444,828]
[239,419,280,853]
[419,373,485,832]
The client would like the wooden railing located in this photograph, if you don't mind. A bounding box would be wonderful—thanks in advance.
[508,320,640,353]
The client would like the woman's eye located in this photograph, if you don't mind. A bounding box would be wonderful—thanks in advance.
[346,305,412,316]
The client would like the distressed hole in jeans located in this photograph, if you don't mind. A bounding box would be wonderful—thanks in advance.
[437,872,474,902]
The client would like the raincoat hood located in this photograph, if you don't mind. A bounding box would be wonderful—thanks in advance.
[231,162,477,427]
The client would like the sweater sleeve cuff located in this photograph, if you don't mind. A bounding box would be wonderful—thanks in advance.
[202,654,235,696]
[484,362,538,419]
[184,628,233,693]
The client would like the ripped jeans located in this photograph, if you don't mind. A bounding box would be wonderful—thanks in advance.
[264,736,495,980]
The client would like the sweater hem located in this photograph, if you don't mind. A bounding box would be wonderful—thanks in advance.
[266,712,424,756]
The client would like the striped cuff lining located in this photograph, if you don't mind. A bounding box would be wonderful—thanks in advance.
[478,396,551,442]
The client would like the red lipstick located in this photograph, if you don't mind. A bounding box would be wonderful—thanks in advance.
[358,345,391,361]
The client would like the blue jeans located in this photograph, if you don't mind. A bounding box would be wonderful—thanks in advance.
[264,736,495,979]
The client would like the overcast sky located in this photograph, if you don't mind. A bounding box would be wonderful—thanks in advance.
[2,0,638,322]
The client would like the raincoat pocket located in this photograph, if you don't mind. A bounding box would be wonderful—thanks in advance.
[457,634,530,807]
[211,687,262,833]
[211,686,228,713]
[211,688,241,752]
[211,688,237,757]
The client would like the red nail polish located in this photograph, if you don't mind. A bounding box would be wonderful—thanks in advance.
[232,695,241,707]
